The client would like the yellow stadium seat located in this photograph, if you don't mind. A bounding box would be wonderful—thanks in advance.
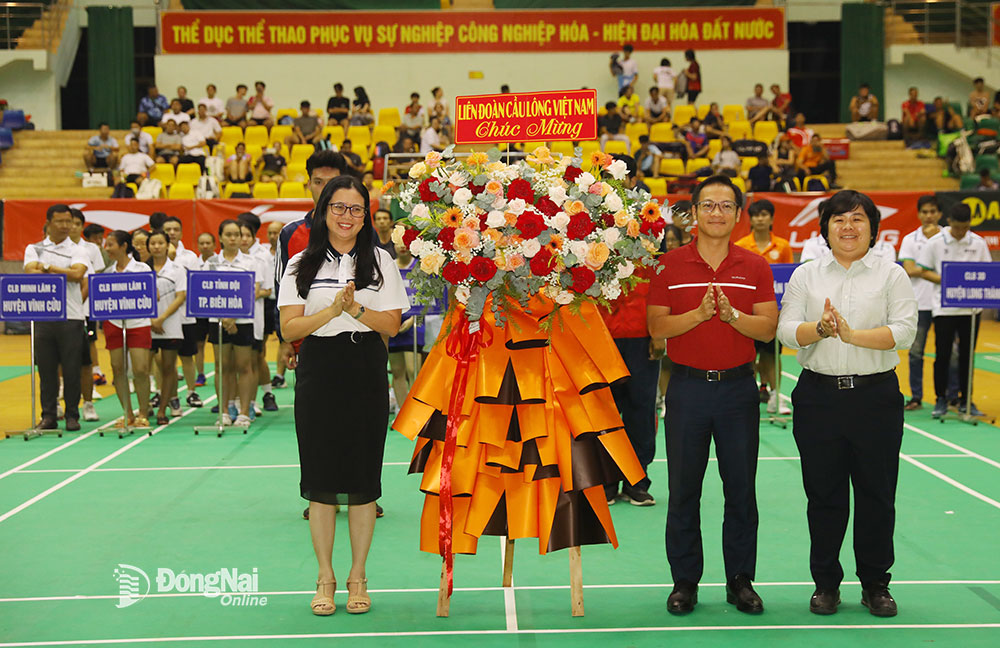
[372,179,383,191]
[697,104,711,120]
[603,139,629,155]
[287,162,309,184]
[753,121,779,144]
[626,122,649,140]
[126,182,138,195]
[377,107,401,128]
[279,181,306,198]
[372,124,398,147]
[803,174,829,191]
[253,182,279,199]
[175,163,201,186]
[246,144,263,164]
[223,182,250,198]
[723,104,746,123]
[142,126,162,141]
[244,125,269,148]
[150,163,174,187]
[672,104,696,126]
[729,120,752,141]
[732,176,747,192]
[550,141,575,157]
[346,125,372,150]
[687,158,710,174]
[707,139,722,160]
[218,126,243,154]
[276,108,299,122]
[269,125,293,145]
[659,158,686,177]
[644,177,667,196]
[168,182,195,199]
[321,125,345,147]
[740,156,757,173]
[289,144,314,165]
[649,122,675,142]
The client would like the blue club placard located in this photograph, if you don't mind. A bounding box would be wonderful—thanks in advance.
[941,261,1000,309]
[770,263,799,311]
[89,272,158,321]
[185,270,255,319]
[0,274,67,321]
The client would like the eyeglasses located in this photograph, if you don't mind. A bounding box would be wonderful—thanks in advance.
[695,200,738,214]
[328,202,366,219]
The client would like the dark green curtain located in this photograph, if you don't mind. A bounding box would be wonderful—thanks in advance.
[840,3,884,123]
[87,6,135,130]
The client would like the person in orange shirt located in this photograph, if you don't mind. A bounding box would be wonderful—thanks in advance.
[795,134,838,188]
[736,200,792,413]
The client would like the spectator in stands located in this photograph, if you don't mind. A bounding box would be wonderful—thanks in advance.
[420,116,445,154]
[599,101,631,153]
[118,139,155,184]
[399,92,425,141]
[643,86,670,124]
[927,97,963,136]
[652,58,677,108]
[429,86,451,133]
[226,142,253,183]
[710,135,741,177]
[84,122,119,172]
[976,168,998,190]
[362,170,382,203]
[225,84,249,127]
[769,84,792,126]
[247,81,274,128]
[174,86,195,117]
[340,139,365,173]
[617,84,641,123]
[179,121,207,172]
[388,136,419,178]
[703,102,726,139]
[635,134,662,178]
[373,208,396,258]
[901,87,927,145]
[291,101,322,145]
[326,83,350,129]
[350,86,374,126]
[785,112,814,149]
[137,85,169,126]
[682,49,701,105]
[190,103,221,151]
[198,83,224,120]
[155,119,183,166]
[969,77,990,118]
[747,154,774,192]
[682,116,709,159]
[256,143,287,184]
[848,83,879,122]
[613,44,638,92]
[746,84,770,125]
[772,136,797,183]
[796,134,837,186]
[124,119,153,155]
[160,99,191,127]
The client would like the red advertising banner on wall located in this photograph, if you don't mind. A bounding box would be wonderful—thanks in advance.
[454,90,597,144]
[161,7,786,55]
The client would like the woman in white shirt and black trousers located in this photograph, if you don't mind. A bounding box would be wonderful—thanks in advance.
[278,174,408,617]
[778,190,917,618]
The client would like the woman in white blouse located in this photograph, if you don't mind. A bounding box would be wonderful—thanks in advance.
[147,230,187,425]
[278,175,408,617]
[777,190,917,619]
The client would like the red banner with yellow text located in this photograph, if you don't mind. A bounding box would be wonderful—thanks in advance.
[160,7,785,55]
[454,90,597,145]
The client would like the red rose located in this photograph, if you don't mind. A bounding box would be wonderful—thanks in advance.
[469,256,497,282]
[402,229,419,248]
[418,177,440,203]
[534,196,559,218]
[564,166,583,183]
[506,178,535,203]
[567,212,596,240]
[442,261,470,284]
[601,212,615,228]
[529,247,556,276]
[640,218,666,237]
[469,181,486,196]
[516,212,545,239]
[570,266,596,294]
[437,227,456,251]
[477,211,490,231]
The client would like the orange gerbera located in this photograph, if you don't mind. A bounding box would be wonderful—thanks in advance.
[588,150,605,170]
[545,233,564,254]
[441,207,463,228]
[640,200,662,223]
[467,151,489,166]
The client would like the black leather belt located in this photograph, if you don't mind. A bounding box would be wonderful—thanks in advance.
[334,331,380,344]
[802,369,895,390]
[673,362,754,382]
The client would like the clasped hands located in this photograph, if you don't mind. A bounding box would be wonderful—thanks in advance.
[817,298,853,343]
[695,283,739,324]
[328,281,358,318]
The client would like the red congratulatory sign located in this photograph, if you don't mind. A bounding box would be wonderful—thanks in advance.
[454,90,597,145]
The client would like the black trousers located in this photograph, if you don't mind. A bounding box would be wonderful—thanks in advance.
[791,370,903,590]
[932,314,980,401]
[609,337,660,491]
[34,320,85,421]
[665,372,759,584]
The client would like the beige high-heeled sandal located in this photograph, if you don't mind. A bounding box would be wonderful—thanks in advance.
[311,579,336,616]
[345,578,371,614]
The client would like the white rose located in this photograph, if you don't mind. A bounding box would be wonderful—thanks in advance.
[607,159,628,181]
[409,238,426,256]
[601,282,622,301]
[603,191,623,213]
[452,187,473,206]
[455,285,471,304]
[616,259,635,280]
[550,212,570,233]
[574,171,595,191]
[554,290,574,305]
[548,184,568,205]
[410,203,430,221]
[507,198,527,215]
[602,227,620,248]
[521,238,541,258]
[568,240,589,261]
[408,162,428,178]
[448,171,469,187]
[390,224,406,247]
[486,210,506,229]
[491,195,508,210]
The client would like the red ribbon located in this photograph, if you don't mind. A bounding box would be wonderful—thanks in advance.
[439,314,491,597]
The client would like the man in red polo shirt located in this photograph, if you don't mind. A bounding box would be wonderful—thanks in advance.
[647,175,778,616]
[901,86,926,145]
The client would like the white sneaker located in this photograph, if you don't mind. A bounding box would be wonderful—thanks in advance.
[221,413,233,426]
[234,414,252,427]
[766,391,778,414]
[82,401,99,422]
[57,403,65,419]
[91,387,103,400]
[252,402,262,416]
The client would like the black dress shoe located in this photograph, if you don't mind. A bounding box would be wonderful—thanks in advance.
[862,583,897,617]
[667,580,697,614]
[65,418,81,432]
[810,588,840,615]
[726,574,764,613]
[37,418,58,430]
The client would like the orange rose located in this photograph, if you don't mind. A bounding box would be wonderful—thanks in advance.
[563,200,586,216]
[583,242,611,270]
[485,180,503,196]
[454,250,473,264]
[613,209,630,227]
[483,228,502,244]
[462,216,480,230]
[504,253,526,271]
[626,218,641,238]
[528,146,555,165]
[504,211,518,226]
[453,227,480,252]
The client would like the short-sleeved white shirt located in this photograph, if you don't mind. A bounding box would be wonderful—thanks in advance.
[173,247,203,325]
[277,247,409,337]
[916,227,993,316]
[799,235,897,264]
[160,111,191,126]
[101,257,154,329]
[152,258,187,339]
[897,226,937,311]
[74,238,104,317]
[246,247,274,340]
[204,251,261,325]
[22,237,90,321]
[653,65,676,91]
[198,96,225,119]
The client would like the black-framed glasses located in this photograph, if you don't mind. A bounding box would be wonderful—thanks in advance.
[328,202,366,219]
[695,200,738,214]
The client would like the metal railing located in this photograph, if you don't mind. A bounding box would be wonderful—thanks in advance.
[0,1,62,50]
[883,0,993,47]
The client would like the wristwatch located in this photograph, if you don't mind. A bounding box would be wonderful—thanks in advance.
[352,304,366,320]
[728,308,740,324]
[42,263,51,272]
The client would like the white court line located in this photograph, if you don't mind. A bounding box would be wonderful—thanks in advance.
[0,394,216,525]
[984,355,1000,363]
[902,423,1000,471]
[500,537,517,632]
[2,624,1000,646]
